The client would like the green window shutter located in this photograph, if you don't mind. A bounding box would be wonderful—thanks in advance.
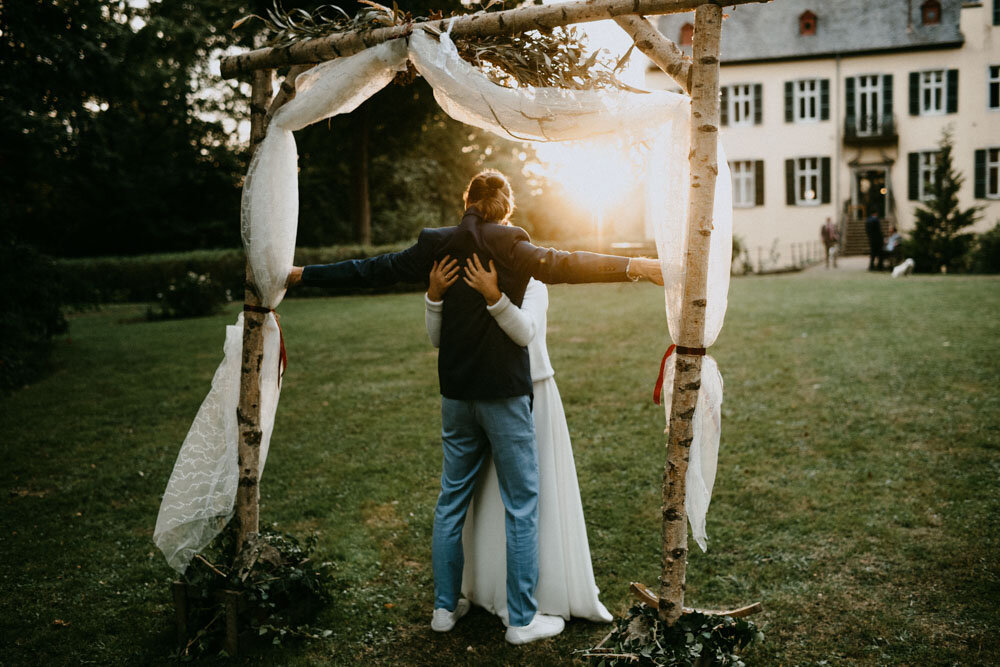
[908,152,919,201]
[946,69,958,113]
[975,149,987,199]
[784,81,793,122]
[821,157,831,204]
[994,0,999,25]
[845,77,855,125]
[720,86,728,126]
[909,72,919,115]
[785,159,796,205]
[882,74,893,117]
[820,79,829,121]
[754,84,763,124]
[755,160,765,206]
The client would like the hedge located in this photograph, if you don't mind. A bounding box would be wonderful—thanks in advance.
[57,239,659,304]
[57,243,416,303]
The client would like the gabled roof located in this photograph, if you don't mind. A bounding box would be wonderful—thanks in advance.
[655,0,964,64]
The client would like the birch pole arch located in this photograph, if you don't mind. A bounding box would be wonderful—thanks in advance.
[155,0,772,629]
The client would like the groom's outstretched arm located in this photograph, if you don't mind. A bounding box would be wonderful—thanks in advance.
[504,231,663,285]
[289,231,436,290]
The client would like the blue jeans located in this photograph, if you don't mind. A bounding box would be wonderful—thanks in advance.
[432,395,539,627]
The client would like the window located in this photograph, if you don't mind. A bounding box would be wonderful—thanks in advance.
[795,158,821,205]
[920,70,945,114]
[976,148,1000,199]
[730,84,754,126]
[988,148,1000,199]
[680,23,693,46]
[921,0,941,25]
[990,65,999,110]
[909,69,957,115]
[786,79,829,123]
[799,10,817,35]
[786,157,830,205]
[919,151,938,201]
[720,84,762,127]
[795,79,819,122]
[731,161,764,207]
[855,75,883,134]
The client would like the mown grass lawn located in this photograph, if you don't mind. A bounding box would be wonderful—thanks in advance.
[2,270,998,665]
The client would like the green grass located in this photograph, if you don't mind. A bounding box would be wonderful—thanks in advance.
[2,272,998,665]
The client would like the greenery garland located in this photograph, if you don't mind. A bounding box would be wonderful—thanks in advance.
[234,1,637,91]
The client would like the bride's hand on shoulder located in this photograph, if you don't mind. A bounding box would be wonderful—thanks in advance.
[428,256,460,301]
[463,254,502,306]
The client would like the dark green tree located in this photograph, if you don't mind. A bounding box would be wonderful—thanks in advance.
[908,129,982,273]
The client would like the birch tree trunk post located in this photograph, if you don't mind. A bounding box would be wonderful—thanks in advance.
[219,0,767,78]
[234,67,274,558]
[659,1,722,626]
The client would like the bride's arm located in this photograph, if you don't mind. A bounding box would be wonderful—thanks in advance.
[425,257,459,348]
[464,254,537,347]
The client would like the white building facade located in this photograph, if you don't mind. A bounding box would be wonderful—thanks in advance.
[647,0,1000,262]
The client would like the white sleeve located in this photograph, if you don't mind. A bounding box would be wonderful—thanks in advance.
[424,293,443,348]
[486,282,543,347]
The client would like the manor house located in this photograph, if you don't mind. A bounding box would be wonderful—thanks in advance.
[646,0,1000,260]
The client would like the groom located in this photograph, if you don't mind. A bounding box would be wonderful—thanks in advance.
[287,171,663,644]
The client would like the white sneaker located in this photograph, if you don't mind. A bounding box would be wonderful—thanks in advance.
[504,613,565,645]
[431,599,470,632]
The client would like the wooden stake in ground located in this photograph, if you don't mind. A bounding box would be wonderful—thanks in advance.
[234,67,274,557]
[219,0,768,78]
[659,2,722,626]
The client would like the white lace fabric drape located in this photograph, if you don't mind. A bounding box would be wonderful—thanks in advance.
[154,28,732,573]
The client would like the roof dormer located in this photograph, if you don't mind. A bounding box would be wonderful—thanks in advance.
[799,10,817,36]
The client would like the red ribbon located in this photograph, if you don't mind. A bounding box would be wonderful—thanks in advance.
[243,304,287,383]
[653,344,676,406]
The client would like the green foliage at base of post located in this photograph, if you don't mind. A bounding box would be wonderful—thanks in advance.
[177,529,334,660]
[907,129,982,273]
[583,604,761,666]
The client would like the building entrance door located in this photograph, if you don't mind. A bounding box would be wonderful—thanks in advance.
[855,168,887,220]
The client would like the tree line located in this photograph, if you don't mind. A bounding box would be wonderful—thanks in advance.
[1,0,591,259]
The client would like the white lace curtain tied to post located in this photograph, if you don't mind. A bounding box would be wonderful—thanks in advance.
[154,41,410,574]
[154,29,733,572]
[153,314,282,573]
[647,126,733,552]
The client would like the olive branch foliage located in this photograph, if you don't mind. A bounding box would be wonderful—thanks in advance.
[175,529,335,659]
[234,1,638,91]
[580,603,762,666]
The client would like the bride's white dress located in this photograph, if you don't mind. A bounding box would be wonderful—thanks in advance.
[426,278,612,625]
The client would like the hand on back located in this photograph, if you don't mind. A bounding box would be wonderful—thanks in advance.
[463,254,502,306]
[428,256,460,301]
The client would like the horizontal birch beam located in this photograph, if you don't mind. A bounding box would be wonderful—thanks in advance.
[613,15,692,93]
[220,0,769,78]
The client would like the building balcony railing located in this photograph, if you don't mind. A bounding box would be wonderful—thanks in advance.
[843,114,898,146]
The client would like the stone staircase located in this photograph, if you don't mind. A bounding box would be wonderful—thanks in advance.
[841,216,893,256]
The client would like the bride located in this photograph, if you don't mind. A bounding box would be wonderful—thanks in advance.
[424,252,613,626]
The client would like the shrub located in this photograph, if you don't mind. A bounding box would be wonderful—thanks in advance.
[0,240,70,392]
[908,128,981,273]
[967,222,1000,274]
[148,272,231,320]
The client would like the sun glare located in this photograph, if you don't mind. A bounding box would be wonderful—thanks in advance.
[534,138,640,221]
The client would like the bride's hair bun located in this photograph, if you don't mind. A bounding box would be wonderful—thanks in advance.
[463,170,515,222]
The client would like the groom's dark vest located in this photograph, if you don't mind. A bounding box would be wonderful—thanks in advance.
[302,208,630,400]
